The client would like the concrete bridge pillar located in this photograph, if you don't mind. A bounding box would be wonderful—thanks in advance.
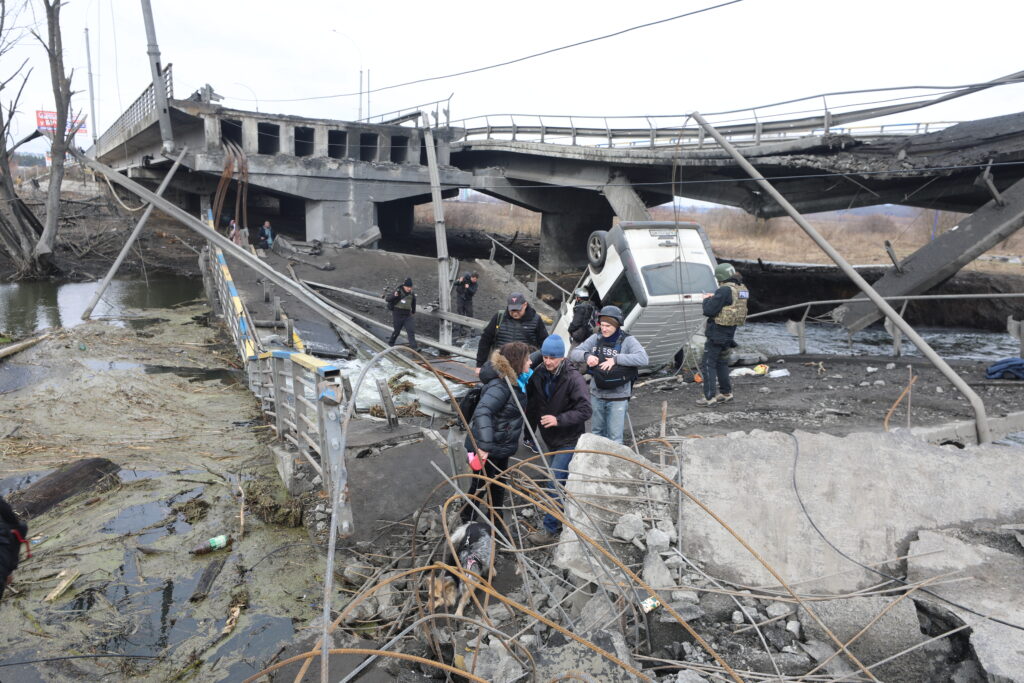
[242,119,258,155]
[540,208,613,273]
[314,125,328,157]
[203,116,220,152]
[305,199,375,244]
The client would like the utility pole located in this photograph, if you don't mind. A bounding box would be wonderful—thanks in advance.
[84,28,98,145]
[140,0,174,153]
[358,70,363,121]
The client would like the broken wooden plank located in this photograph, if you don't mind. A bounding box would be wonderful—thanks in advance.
[44,569,81,602]
[8,458,120,519]
[189,556,227,603]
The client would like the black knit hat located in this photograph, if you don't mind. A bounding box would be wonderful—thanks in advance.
[403,277,413,287]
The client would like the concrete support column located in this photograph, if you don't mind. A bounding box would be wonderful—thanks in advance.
[540,209,613,273]
[242,119,258,155]
[203,116,220,152]
[305,199,375,244]
[313,125,328,158]
[280,126,296,157]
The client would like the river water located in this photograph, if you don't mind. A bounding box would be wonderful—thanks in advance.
[0,277,204,338]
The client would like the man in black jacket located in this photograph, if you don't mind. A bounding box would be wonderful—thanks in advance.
[386,277,418,350]
[525,334,592,545]
[454,272,479,336]
[475,292,547,370]
[0,494,28,601]
[698,263,749,407]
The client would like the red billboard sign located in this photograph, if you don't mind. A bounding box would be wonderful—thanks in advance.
[35,110,87,134]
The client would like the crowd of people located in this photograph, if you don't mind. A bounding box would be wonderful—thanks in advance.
[381,262,749,546]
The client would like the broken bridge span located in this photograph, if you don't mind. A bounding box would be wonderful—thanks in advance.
[88,69,1024,330]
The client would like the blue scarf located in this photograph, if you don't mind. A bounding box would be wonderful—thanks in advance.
[604,328,622,345]
[517,369,533,393]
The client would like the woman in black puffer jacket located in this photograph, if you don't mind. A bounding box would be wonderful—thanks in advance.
[462,341,532,523]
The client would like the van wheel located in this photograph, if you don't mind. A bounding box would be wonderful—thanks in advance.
[587,231,608,269]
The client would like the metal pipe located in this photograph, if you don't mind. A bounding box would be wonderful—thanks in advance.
[84,28,98,145]
[691,111,992,444]
[68,146,423,373]
[421,112,453,345]
[82,147,188,320]
[139,0,174,153]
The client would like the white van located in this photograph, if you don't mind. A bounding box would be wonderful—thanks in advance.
[552,221,719,369]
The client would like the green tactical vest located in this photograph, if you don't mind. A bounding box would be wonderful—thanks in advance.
[714,282,749,326]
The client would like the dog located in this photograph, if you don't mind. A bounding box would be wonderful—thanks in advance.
[425,521,493,616]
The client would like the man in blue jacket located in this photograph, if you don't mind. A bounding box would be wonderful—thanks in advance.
[569,305,648,444]
[698,263,749,406]
[525,335,592,545]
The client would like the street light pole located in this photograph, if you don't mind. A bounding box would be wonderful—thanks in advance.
[233,82,259,112]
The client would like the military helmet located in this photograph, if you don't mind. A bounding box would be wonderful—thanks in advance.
[597,305,624,326]
[714,263,736,282]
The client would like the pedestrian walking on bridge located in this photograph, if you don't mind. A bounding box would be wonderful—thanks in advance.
[386,277,418,351]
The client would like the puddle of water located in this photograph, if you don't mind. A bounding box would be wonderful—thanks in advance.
[100,487,201,544]
[0,362,44,394]
[0,277,202,339]
[210,614,296,680]
[0,469,54,497]
[101,548,202,659]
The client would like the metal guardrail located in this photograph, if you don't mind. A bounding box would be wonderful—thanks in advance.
[750,292,1024,357]
[206,246,353,534]
[452,113,956,149]
[93,64,173,157]
[485,234,571,301]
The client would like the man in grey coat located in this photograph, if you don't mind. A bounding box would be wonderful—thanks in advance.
[569,305,648,444]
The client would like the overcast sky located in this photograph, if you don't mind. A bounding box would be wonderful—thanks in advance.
[5,0,1023,154]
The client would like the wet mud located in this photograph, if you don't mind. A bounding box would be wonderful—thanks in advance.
[0,307,326,681]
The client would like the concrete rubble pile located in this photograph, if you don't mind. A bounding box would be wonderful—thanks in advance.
[264,427,1024,681]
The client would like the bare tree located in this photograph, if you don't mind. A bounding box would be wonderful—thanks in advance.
[31,0,77,269]
[0,0,47,277]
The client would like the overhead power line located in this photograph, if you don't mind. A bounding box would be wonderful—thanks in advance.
[244,0,744,104]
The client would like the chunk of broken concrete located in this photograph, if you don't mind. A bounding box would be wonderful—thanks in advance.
[908,528,1024,682]
[679,429,1024,593]
[642,550,674,601]
[613,512,644,541]
[645,527,671,553]
[799,595,946,681]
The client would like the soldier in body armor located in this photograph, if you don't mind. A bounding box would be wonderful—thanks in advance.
[697,263,749,406]
[475,292,547,372]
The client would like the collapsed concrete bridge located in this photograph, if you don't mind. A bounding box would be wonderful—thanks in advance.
[89,69,1024,332]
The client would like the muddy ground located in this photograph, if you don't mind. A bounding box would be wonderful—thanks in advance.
[0,307,331,681]
[626,354,1024,442]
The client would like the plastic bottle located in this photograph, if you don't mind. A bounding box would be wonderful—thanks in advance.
[189,534,232,555]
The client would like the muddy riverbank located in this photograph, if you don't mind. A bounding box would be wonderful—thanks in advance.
[0,307,330,681]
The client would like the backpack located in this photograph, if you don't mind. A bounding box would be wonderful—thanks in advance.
[457,385,483,426]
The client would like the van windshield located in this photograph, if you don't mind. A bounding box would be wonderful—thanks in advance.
[641,261,716,296]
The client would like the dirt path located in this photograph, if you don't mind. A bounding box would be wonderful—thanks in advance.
[0,307,327,681]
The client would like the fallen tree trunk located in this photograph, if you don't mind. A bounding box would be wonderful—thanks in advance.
[8,457,120,519]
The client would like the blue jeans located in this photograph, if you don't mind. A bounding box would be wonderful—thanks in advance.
[541,449,575,534]
[591,397,628,444]
[701,341,732,400]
